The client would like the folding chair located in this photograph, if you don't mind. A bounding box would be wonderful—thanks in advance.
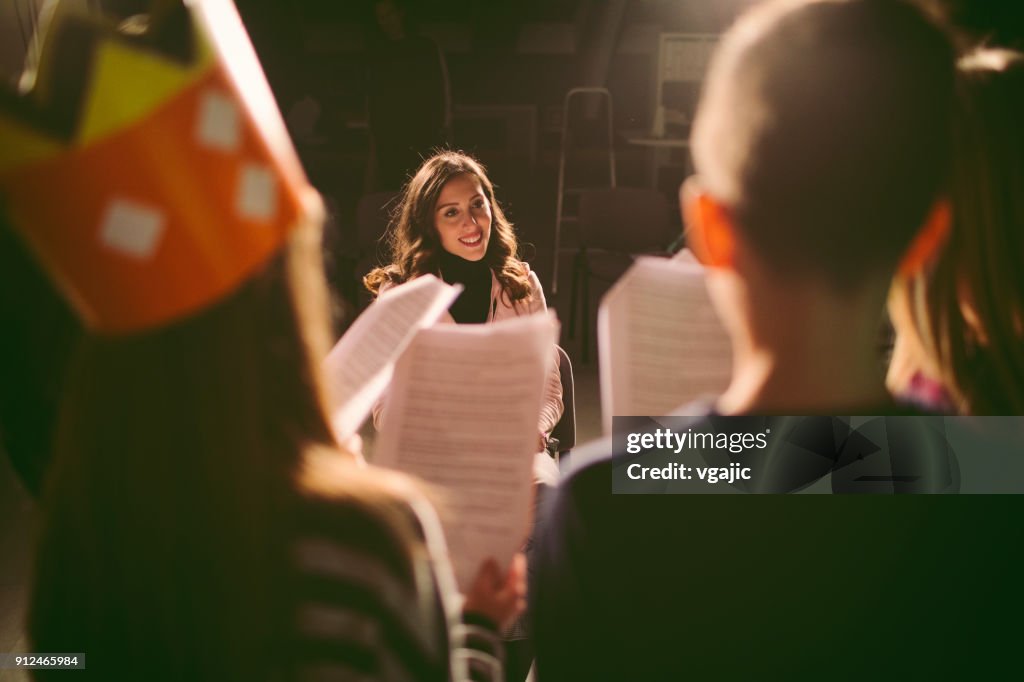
[548,345,576,464]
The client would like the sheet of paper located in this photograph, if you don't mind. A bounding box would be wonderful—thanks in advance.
[598,256,732,433]
[373,312,558,589]
[323,275,461,441]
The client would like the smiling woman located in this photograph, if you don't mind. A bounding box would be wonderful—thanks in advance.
[364,150,563,676]
[434,173,492,261]
[365,151,530,307]
[365,150,562,435]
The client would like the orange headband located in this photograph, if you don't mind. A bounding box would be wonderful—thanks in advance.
[0,0,318,333]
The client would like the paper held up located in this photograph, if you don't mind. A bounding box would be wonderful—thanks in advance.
[373,311,559,590]
[598,256,731,433]
[323,274,462,441]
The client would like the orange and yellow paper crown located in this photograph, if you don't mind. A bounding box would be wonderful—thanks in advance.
[0,0,319,333]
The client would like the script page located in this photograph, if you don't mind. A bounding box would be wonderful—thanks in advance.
[373,312,558,589]
[323,275,461,441]
[598,256,731,433]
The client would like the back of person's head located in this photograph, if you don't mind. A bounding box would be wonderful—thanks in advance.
[364,150,529,300]
[691,0,955,293]
[896,49,1024,413]
[29,227,339,676]
[2,2,426,676]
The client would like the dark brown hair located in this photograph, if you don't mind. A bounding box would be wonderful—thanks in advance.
[692,0,955,292]
[28,225,421,676]
[364,150,532,302]
[899,49,1024,413]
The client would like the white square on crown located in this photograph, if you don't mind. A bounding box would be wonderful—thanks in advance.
[99,199,166,259]
[236,163,277,221]
[197,90,240,152]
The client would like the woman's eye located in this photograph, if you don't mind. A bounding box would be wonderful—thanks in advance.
[445,209,458,218]
[472,201,486,210]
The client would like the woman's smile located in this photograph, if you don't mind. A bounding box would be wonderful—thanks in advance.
[435,173,492,261]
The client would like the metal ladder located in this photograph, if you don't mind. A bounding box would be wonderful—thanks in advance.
[551,87,617,296]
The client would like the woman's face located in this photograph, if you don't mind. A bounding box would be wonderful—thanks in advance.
[433,173,492,261]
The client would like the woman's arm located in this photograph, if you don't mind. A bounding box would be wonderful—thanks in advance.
[369,281,396,430]
[524,269,564,436]
[293,475,517,681]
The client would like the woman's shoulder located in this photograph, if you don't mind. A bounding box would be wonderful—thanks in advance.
[295,449,429,545]
[493,260,546,314]
[516,260,546,300]
[522,261,541,286]
[290,451,453,676]
[502,259,538,287]
[378,271,436,296]
[376,276,408,298]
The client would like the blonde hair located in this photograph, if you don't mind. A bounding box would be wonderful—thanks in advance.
[893,49,1024,413]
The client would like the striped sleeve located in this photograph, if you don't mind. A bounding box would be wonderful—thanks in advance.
[286,492,504,681]
[287,494,448,680]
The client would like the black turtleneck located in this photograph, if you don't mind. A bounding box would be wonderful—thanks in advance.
[439,249,492,324]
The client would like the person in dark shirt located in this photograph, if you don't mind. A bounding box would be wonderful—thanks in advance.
[531,1,978,679]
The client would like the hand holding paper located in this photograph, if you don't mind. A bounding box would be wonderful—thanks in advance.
[374,311,559,589]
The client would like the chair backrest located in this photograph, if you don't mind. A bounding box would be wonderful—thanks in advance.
[355,191,400,252]
[579,187,672,253]
[550,345,576,454]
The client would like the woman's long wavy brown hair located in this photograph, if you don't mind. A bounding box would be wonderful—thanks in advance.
[894,49,1024,414]
[364,150,533,303]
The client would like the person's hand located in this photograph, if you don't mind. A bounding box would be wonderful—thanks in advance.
[538,431,548,452]
[462,554,526,629]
